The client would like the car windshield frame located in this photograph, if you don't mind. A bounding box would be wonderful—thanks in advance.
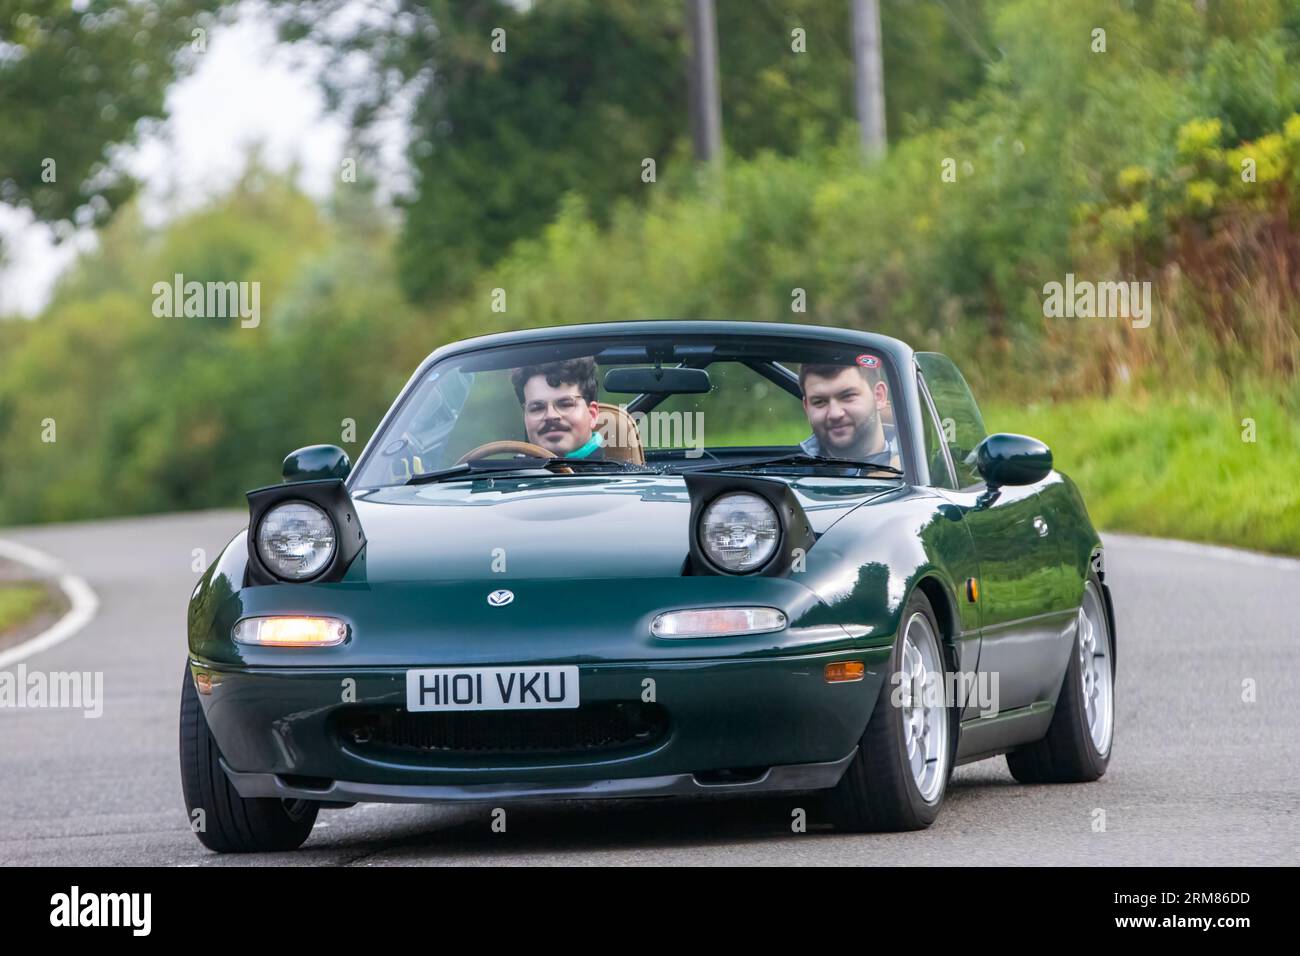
[348,330,916,490]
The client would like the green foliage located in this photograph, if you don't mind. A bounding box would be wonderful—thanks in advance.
[417,0,1300,396]
[0,582,55,634]
[1192,30,1300,142]
[5,0,1300,561]
[394,0,686,300]
[0,169,417,523]
[268,0,992,301]
[0,0,234,245]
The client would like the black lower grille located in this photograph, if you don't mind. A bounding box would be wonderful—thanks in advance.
[337,702,669,757]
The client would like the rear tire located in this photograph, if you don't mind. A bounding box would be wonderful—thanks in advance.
[179,664,318,852]
[1006,574,1113,784]
[824,589,955,831]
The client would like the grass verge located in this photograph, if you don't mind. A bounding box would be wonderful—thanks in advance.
[986,388,1300,557]
[0,582,57,637]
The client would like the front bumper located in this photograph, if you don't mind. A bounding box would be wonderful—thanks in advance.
[224,749,858,804]
[191,646,888,802]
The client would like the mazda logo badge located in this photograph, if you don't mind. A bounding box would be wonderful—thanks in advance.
[487,589,514,607]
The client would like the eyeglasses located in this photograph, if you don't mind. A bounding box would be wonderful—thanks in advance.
[525,395,584,416]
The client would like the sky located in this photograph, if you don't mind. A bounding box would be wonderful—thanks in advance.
[0,3,406,316]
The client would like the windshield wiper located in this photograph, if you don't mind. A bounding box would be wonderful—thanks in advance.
[545,458,650,473]
[685,452,904,478]
[405,456,647,485]
[405,460,547,485]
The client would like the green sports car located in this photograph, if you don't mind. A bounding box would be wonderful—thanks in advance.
[180,320,1117,852]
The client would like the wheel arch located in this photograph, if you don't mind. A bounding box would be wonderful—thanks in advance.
[907,573,965,774]
[1091,544,1118,676]
[912,574,961,674]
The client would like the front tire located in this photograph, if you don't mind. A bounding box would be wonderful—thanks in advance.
[179,665,318,852]
[1006,574,1114,783]
[824,589,955,831]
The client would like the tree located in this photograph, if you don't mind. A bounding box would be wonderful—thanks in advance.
[268,0,992,302]
[0,0,233,256]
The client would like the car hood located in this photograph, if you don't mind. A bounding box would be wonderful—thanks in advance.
[348,474,899,582]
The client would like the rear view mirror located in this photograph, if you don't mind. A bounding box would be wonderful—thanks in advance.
[603,366,712,394]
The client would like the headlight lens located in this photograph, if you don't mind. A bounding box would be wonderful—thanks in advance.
[652,607,787,639]
[699,492,780,572]
[256,501,336,580]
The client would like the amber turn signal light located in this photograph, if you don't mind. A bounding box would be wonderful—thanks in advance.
[825,661,865,683]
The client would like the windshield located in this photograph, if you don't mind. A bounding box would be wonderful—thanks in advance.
[351,333,904,488]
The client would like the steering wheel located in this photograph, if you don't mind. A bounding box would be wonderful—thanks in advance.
[455,440,558,465]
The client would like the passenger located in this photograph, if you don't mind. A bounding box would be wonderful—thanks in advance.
[799,361,898,465]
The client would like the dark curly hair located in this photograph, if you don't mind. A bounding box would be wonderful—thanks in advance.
[511,357,599,405]
[798,361,881,393]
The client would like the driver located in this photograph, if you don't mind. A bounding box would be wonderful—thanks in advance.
[799,360,899,465]
[510,357,606,459]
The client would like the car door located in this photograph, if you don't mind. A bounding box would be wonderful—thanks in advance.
[915,353,1059,716]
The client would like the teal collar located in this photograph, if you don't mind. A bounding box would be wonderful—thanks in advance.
[566,432,604,459]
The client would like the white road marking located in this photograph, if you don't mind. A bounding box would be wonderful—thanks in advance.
[0,538,100,668]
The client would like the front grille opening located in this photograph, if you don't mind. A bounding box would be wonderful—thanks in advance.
[277,774,334,791]
[694,766,768,785]
[336,701,670,757]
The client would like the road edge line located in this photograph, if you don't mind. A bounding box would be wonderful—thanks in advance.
[0,539,100,669]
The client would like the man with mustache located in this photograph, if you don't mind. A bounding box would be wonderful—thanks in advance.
[799,359,899,466]
[510,357,606,459]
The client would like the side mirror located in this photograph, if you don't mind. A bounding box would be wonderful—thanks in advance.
[282,444,351,483]
[976,433,1052,488]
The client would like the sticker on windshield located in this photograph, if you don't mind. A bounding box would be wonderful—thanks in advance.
[856,354,880,369]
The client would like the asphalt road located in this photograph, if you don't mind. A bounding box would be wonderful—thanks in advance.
[0,510,1296,866]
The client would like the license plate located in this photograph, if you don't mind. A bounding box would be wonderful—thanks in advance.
[405,666,580,712]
